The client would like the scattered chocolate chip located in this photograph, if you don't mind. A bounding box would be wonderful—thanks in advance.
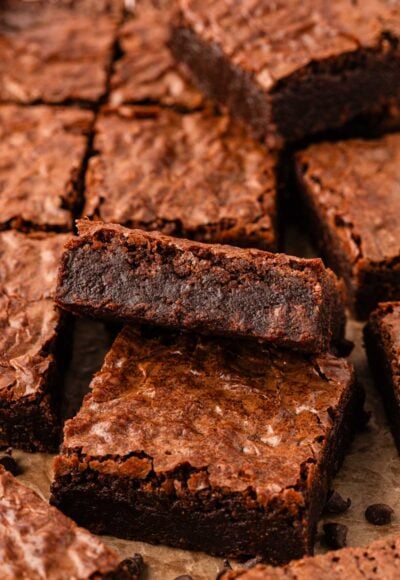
[242,556,263,569]
[365,503,394,525]
[0,455,20,476]
[117,554,144,577]
[174,576,193,580]
[324,490,351,514]
[323,522,348,549]
[223,560,232,570]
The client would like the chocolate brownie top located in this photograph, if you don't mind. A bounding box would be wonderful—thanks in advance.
[110,0,204,109]
[296,133,400,264]
[0,0,119,104]
[222,534,400,578]
[0,105,93,231]
[0,231,69,401]
[84,108,276,247]
[59,326,354,504]
[177,0,400,90]
[0,468,121,578]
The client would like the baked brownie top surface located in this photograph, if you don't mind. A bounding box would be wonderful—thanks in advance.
[60,325,354,503]
[297,133,400,264]
[0,105,93,231]
[110,0,204,108]
[177,0,400,90]
[84,108,276,245]
[0,468,121,578]
[0,231,70,400]
[222,534,400,578]
[0,0,119,104]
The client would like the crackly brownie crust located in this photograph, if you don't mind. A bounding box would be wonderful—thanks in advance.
[295,134,400,318]
[0,105,93,232]
[221,534,400,579]
[0,469,141,579]
[0,0,120,105]
[51,326,362,563]
[171,0,400,147]
[84,107,277,249]
[110,0,204,109]
[0,230,71,451]
[56,221,344,353]
[364,302,400,454]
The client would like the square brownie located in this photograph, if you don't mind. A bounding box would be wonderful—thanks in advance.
[84,107,277,249]
[0,230,70,451]
[0,0,119,104]
[56,221,345,353]
[0,468,142,579]
[295,134,400,318]
[221,534,400,579]
[51,326,363,564]
[0,105,93,232]
[171,0,400,147]
[365,302,400,453]
[110,0,204,109]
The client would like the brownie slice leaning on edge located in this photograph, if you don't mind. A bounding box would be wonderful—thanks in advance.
[364,302,400,453]
[51,326,363,564]
[220,533,400,579]
[0,230,70,451]
[56,221,345,354]
[171,0,400,148]
[84,107,277,250]
[0,468,142,579]
[296,134,400,318]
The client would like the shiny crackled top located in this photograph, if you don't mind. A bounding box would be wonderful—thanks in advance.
[0,469,120,579]
[61,326,355,501]
[0,231,70,400]
[297,133,400,264]
[178,0,400,89]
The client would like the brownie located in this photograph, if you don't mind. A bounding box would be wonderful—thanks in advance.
[295,134,400,318]
[221,534,400,579]
[171,0,400,148]
[364,302,400,453]
[0,230,70,451]
[84,107,277,249]
[56,221,345,353]
[0,468,141,579]
[110,0,204,109]
[0,105,93,232]
[51,325,362,564]
[0,0,119,105]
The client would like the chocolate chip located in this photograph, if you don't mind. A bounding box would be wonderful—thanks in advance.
[323,522,348,549]
[223,560,232,570]
[174,576,193,580]
[365,503,394,525]
[324,490,351,514]
[117,554,144,577]
[0,455,20,476]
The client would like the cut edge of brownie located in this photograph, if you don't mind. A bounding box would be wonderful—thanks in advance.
[170,24,400,148]
[364,302,400,453]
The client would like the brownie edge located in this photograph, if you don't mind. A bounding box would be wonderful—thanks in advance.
[56,221,345,353]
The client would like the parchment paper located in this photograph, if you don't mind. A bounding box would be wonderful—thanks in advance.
[11,233,400,579]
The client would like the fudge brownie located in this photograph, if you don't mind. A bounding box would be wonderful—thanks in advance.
[365,302,400,453]
[296,134,400,318]
[171,0,400,147]
[84,107,277,249]
[110,0,204,109]
[51,325,362,564]
[0,230,70,451]
[221,534,400,579]
[0,468,141,579]
[0,105,93,232]
[0,0,119,104]
[56,221,345,353]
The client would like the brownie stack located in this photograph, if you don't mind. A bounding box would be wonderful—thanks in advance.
[2,0,400,578]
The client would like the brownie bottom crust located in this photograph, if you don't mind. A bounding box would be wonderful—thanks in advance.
[51,382,363,564]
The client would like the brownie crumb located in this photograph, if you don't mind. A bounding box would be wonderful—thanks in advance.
[323,523,348,549]
[0,455,21,476]
[365,504,394,525]
[115,554,144,578]
[324,490,351,515]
